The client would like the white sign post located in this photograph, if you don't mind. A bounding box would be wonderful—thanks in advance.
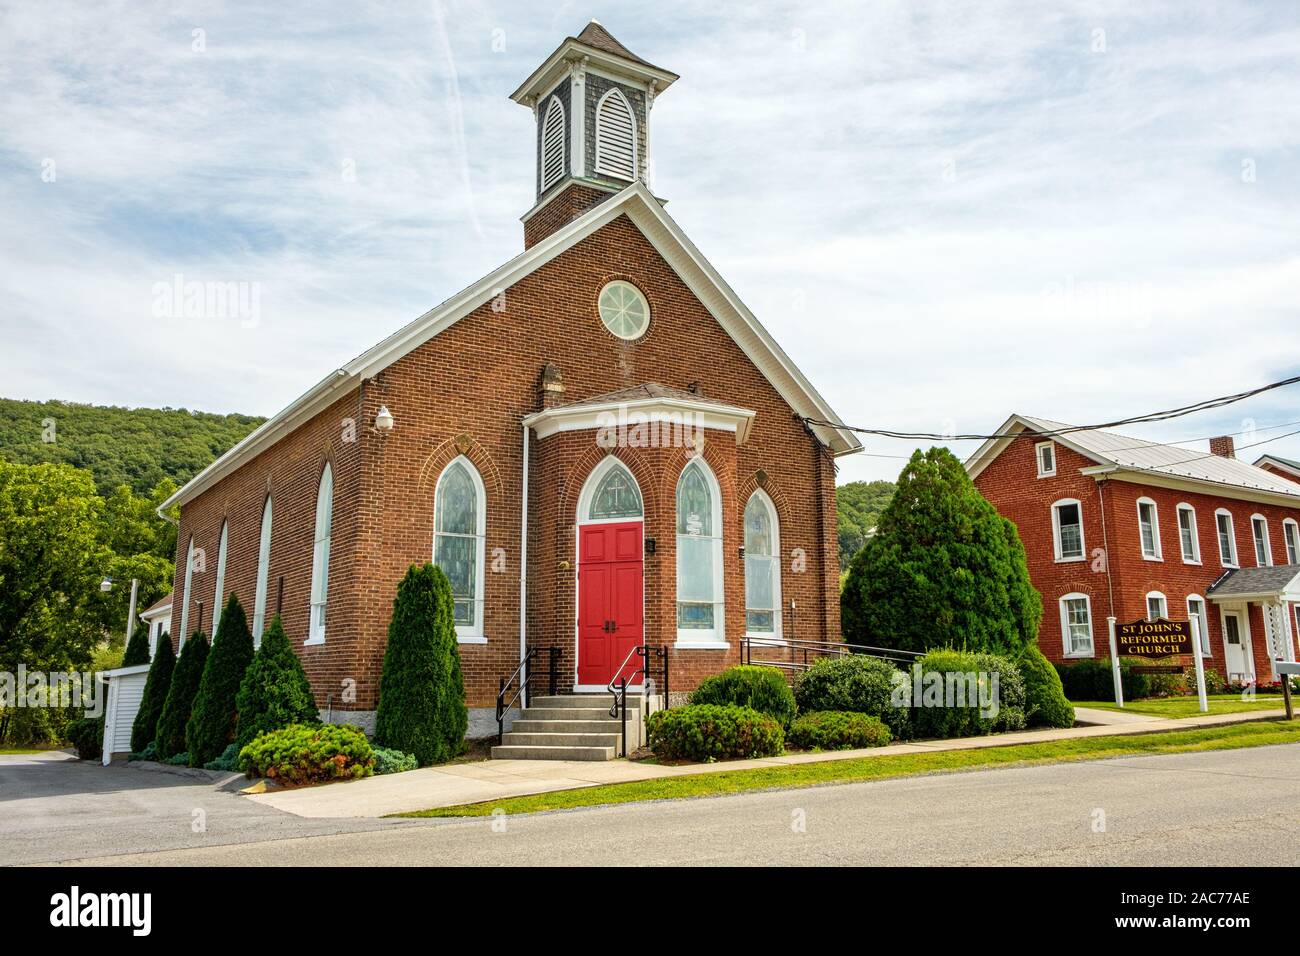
[1107,615,1123,707]
[1189,615,1208,714]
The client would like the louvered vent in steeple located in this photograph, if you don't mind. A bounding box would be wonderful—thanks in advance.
[540,97,567,191]
[594,88,636,181]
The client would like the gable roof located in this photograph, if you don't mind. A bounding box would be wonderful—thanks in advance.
[511,22,678,106]
[966,413,1300,504]
[1255,454,1300,481]
[139,593,172,618]
[161,181,861,511]
[575,21,657,69]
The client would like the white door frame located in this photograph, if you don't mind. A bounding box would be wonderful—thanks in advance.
[1218,604,1255,683]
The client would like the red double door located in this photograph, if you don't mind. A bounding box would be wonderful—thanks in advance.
[577,521,644,687]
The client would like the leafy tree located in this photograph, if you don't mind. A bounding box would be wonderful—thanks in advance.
[185,595,255,766]
[841,447,1041,655]
[836,479,896,568]
[131,633,175,752]
[154,633,209,760]
[122,620,152,667]
[234,617,320,750]
[375,564,467,766]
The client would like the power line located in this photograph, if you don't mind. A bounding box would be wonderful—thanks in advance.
[804,373,1300,442]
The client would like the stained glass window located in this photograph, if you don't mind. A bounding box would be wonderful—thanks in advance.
[744,493,779,634]
[676,460,721,636]
[589,463,642,520]
[434,459,485,632]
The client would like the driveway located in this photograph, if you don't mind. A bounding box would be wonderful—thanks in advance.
[0,752,402,866]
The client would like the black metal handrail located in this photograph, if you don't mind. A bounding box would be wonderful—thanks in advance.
[606,645,646,757]
[741,634,921,673]
[496,646,537,745]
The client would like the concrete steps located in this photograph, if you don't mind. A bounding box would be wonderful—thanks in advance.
[490,692,651,761]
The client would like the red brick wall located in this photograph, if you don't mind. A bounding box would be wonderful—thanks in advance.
[523,182,618,249]
[975,431,1300,679]
[172,212,843,717]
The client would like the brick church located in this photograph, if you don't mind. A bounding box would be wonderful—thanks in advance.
[160,22,860,735]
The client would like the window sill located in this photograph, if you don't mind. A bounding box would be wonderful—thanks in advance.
[744,634,786,645]
[457,635,488,645]
[1181,558,1202,566]
[1141,554,1164,563]
[1054,555,1086,564]
[1062,650,1094,660]
[674,640,730,650]
[303,635,325,647]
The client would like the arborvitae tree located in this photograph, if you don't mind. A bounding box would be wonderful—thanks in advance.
[234,616,319,750]
[841,447,1042,655]
[375,563,467,765]
[130,632,175,753]
[122,619,152,667]
[154,632,209,760]
[185,594,255,766]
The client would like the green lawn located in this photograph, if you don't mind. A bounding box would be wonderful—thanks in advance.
[0,747,55,755]
[397,718,1300,819]
[1075,694,1287,718]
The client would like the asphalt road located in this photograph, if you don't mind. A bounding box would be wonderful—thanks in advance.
[9,743,1300,866]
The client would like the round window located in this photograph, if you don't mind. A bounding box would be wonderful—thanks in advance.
[598,281,650,340]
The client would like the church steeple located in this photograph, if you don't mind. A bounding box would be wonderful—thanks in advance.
[512,21,678,247]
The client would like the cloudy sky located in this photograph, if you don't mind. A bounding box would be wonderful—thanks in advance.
[3,0,1299,484]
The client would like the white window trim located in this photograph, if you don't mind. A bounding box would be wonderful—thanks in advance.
[433,455,488,643]
[540,96,566,192]
[211,520,229,640]
[252,495,273,646]
[1145,590,1168,622]
[1216,508,1238,568]
[743,489,783,640]
[593,87,637,181]
[1035,440,1056,477]
[1051,498,1085,562]
[1251,513,1272,567]
[1285,518,1300,565]
[1176,503,1201,565]
[178,535,195,647]
[675,456,725,646]
[1187,595,1211,657]
[577,456,644,524]
[306,464,333,646]
[1059,592,1094,659]
[1136,497,1162,561]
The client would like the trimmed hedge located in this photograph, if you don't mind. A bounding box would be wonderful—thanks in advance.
[788,711,891,751]
[1020,645,1075,728]
[237,723,374,784]
[906,649,1026,739]
[1055,657,1169,702]
[372,746,419,775]
[67,715,104,760]
[186,594,255,766]
[130,632,175,753]
[690,665,796,727]
[375,564,468,766]
[154,633,209,760]
[234,616,320,750]
[647,704,783,762]
[793,655,910,740]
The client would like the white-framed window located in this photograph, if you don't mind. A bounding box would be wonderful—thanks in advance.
[211,520,229,640]
[433,456,487,642]
[580,457,643,522]
[676,457,725,644]
[1251,514,1272,566]
[1187,595,1210,656]
[306,463,333,645]
[597,280,650,341]
[594,87,637,181]
[178,535,195,647]
[1285,518,1300,565]
[1059,593,1094,658]
[252,495,273,646]
[1216,509,1237,567]
[1035,441,1056,477]
[1136,497,1162,560]
[743,490,782,638]
[1145,590,1168,621]
[540,95,566,191]
[1176,503,1200,564]
[1051,498,1085,561]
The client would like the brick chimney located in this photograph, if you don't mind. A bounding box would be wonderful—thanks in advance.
[1209,435,1236,459]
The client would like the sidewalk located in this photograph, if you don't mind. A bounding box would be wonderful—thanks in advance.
[246,707,1288,819]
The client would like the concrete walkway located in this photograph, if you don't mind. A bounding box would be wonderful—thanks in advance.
[247,706,1289,819]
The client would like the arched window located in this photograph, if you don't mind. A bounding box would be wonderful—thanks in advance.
[1136,497,1162,560]
[744,491,781,637]
[676,457,724,643]
[211,520,229,640]
[179,535,196,647]
[1145,590,1168,621]
[434,456,487,641]
[306,464,333,645]
[1051,498,1084,561]
[1187,595,1211,656]
[1215,508,1237,567]
[1176,503,1200,564]
[1285,518,1300,565]
[1251,514,1272,566]
[581,457,643,521]
[252,496,273,645]
[540,96,566,191]
[594,88,636,181]
[1059,592,1093,658]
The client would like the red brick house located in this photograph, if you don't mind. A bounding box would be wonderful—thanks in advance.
[967,414,1300,685]
[158,23,860,738]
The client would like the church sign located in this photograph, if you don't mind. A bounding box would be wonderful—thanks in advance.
[1115,618,1194,657]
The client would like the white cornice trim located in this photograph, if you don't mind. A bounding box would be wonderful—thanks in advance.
[964,414,1109,480]
[1255,455,1300,481]
[161,180,860,512]
[1085,468,1300,508]
[510,39,678,106]
[524,396,756,444]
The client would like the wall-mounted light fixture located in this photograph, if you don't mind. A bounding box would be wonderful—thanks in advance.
[374,405,395,432]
